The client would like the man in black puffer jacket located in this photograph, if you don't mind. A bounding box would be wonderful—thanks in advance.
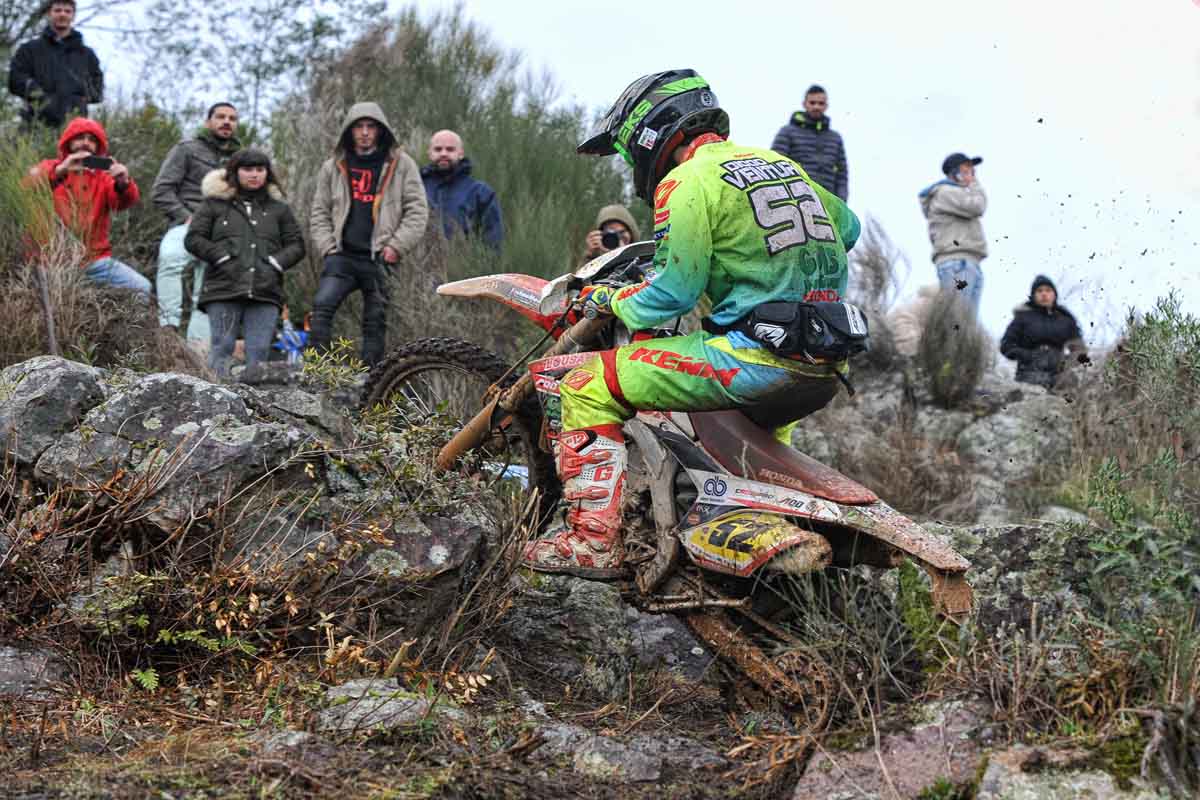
[769,84,848,200]
[1000,275,1088,389]
[7,1,103,128]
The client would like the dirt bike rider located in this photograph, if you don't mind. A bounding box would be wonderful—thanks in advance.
[523,69,862,578]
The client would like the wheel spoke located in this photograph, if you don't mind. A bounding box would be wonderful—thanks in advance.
[360,339,560,531]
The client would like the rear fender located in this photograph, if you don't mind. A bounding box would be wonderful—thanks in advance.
[437,274,568,334]
[683,468,975,618]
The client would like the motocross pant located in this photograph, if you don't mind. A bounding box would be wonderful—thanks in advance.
[559,329,842,437]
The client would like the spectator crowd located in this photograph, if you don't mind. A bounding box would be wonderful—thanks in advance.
[8,1,1089,392]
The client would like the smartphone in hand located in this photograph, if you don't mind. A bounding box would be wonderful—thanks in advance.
[81,155,114,171]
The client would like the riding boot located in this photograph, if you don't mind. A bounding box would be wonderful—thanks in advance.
[522,424,626,578]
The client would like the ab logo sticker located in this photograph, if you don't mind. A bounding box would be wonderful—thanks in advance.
[703,476,727,497]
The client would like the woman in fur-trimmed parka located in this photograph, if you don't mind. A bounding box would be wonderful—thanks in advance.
[185,149,305,377]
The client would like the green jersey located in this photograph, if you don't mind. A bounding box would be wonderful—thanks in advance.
[611,138,860,330]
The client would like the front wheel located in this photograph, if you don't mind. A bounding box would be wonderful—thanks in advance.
[361,337,560,521]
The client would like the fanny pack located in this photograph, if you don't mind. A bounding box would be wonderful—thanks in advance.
[706,301,871,362]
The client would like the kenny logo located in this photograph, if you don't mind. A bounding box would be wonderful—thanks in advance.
[627,347,740,387]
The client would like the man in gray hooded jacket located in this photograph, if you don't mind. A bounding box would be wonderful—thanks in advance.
[309,102,428,366]
[919,152,988,316]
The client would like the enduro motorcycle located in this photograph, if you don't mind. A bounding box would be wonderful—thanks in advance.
[363,242,974,731]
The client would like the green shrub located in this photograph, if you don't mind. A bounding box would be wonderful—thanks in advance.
[917,291,990,408]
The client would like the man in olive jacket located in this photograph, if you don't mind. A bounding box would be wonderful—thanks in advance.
[151,102,241,344]
[308,101,428,366]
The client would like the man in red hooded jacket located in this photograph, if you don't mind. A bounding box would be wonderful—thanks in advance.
[29,117,150,293]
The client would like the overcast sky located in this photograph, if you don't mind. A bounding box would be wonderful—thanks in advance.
[92,0,1199,341]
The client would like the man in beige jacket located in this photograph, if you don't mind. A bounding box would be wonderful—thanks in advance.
[919,153,987,316]
[309,102,428,365]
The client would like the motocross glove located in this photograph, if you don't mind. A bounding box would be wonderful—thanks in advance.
[578,285,614,319]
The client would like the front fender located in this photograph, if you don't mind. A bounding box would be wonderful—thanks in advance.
[437,274,568,334]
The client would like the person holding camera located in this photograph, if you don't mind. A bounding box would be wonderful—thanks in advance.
[1000,275,1088,390]
[184,149,305,379]
[583,204,641,261]
[308,102,428,367]
[27,117,149,293]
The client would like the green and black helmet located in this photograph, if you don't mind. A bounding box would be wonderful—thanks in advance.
[578,69,729,202]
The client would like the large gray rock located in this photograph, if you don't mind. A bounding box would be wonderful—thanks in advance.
[956,392,1072,485]
[936,523,1098,631]
[976,746,1167,800]
[790,366,1075,524]
[316,677,469,734]
[231,384,355,448]
[792,700,990,800]
[35,372,308,532]
[333,515,484,657]
[504,575,634,699]
[0,646,67,698]
[537,721,727,783]
[0,357,107,467]
[625,607,713,681]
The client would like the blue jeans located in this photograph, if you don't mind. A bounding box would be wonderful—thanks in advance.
[156,223,209,340]
[84,257,152,295]
[207,300,280,378]
[935,259,983,315]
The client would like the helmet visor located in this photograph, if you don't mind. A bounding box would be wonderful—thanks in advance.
[577,71,672,156]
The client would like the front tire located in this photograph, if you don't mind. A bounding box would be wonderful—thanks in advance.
[361,337,560,520]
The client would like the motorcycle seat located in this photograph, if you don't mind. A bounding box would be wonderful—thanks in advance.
[688,409,878,505]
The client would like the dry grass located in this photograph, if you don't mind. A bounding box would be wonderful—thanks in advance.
[0,246,206,375]
[846,216,907,377]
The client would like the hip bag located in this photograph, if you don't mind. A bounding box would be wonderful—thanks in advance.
[706,301,871,362]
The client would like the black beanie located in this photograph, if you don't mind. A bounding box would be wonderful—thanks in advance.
[1029,275,1057,302]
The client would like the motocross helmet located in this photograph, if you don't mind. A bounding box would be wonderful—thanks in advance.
[578,69,729,202]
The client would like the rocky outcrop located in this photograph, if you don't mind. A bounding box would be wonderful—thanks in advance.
[501,574,714,700]
[793,700,992,800]
[0,357,108,469]
[0,646,67,698]
[977,746,1167,800]
[791,369,1076,523]
[934,522,1098,630]
[34,371,308,532]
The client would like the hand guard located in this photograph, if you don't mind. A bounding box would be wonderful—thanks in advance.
[578,285,615,319]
